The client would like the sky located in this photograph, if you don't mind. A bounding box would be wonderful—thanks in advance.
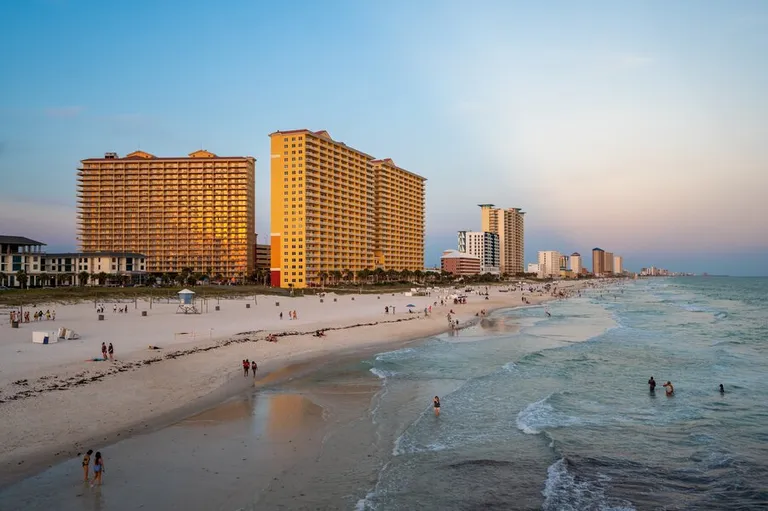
[1,0,766,275]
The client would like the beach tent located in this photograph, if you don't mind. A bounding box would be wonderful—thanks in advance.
[32,331,58,344]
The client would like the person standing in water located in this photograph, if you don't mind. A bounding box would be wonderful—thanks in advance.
[719,384,725,394]
[648,376,656,392]
[663,381,674,396]
[82,449,93,482]
[433,396,441,417]
[90,452,104,487]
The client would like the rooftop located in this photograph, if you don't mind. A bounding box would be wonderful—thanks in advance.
[571,252,581,256]
[441,250,480,260]
[0,235,46,246]
[81,150,255,162]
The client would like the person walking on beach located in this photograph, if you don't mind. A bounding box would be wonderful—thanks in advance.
[251,360,257,376]
[101,342,107,360]
[663,381,674,396]
[82,449,93,482]
[108,343,114,361]
[648,376,656,392]
[90,452,104,487]
[243,359,250,377]
[433,396,441,417]
[280,312,283,320]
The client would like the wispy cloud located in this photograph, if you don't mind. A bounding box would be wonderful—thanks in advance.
[44,106,84,118]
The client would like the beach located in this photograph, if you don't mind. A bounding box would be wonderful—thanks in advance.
[0,284,579,488]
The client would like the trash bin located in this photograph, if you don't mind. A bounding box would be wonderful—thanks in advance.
[98,314,104,321]
[141,311,147,317]
[275,302,279,307]
[215,305,220,311]
[246,303,251,309]
[11,321,18,328]
[351,297,355,301]
[320,299,324,303]
[333,298,337,302]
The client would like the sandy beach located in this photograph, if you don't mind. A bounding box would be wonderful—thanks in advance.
[0,283,582,487]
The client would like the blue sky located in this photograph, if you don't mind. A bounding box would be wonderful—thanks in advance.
[1,0,766,275]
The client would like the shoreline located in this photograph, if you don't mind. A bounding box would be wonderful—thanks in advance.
[0,285,583,488]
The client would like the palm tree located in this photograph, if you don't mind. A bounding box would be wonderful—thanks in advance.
[414,269,423,284]
[15,270,28,289]
[38,272,50,288]
[386,269,398,283]
[342,268,353,283]
[96,272,108,286]
[319,272,329,287]
[400,269,412,282]
[356,269,369,284]
[0,272,5,287]
[331,270,342,286]
[373,268,385,283]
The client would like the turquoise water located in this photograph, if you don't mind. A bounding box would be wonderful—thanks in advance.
[357,277,768,510]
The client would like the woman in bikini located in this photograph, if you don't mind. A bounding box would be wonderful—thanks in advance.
[433,396,441,417]
[91,451,104,487]
[82,449,93,482]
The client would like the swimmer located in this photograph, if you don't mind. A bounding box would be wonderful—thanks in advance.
[648,376,656,392]
[663,381,674,396]
[433,396,441,417]
[719,384,725,394]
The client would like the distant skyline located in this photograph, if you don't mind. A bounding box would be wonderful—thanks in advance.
[1,1,766,276]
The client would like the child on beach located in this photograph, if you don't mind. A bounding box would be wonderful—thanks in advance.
[82,449,93,482]
[90,452,104,487]
[251,360,257,376]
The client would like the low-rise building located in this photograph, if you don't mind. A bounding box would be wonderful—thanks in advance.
[440,250,481,276]
[0,235,146,287]
[527,263,540,274]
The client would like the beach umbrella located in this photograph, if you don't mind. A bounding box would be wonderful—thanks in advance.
[406,304,416,307]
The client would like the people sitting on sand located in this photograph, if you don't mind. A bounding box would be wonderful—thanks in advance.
[147,345,162,350]
[266,334,277,343]
[314,330,326,338]
[663,381,674,396]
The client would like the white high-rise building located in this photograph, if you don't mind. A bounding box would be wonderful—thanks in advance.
[614,255,623,274]
[537,250,561,278]
[570,252,582,274]
[458,231,500,274]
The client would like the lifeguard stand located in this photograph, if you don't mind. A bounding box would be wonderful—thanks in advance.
[177,289,199,314]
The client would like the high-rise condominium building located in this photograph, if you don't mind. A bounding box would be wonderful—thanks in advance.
[538,250,561,278]
[570,252,582,274]
[613,255,623,274]
[269,130,425,288]
[78,150,255,278]
[457,231,500,274]
[603,251,615,274]
[479,204,525,275]
[592,247,605,275]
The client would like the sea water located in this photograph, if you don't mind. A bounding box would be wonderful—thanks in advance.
[356,277,768,510]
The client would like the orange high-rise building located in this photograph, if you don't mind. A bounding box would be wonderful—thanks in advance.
[77,150,255,278]
[269,130,425,288]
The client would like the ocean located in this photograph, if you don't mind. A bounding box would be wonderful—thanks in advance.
[2,277,766,510]
[355,277,768,510]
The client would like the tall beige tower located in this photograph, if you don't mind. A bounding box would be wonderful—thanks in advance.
[268,130,425,288]
[479,204,525,275]
[78,150,255,278]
